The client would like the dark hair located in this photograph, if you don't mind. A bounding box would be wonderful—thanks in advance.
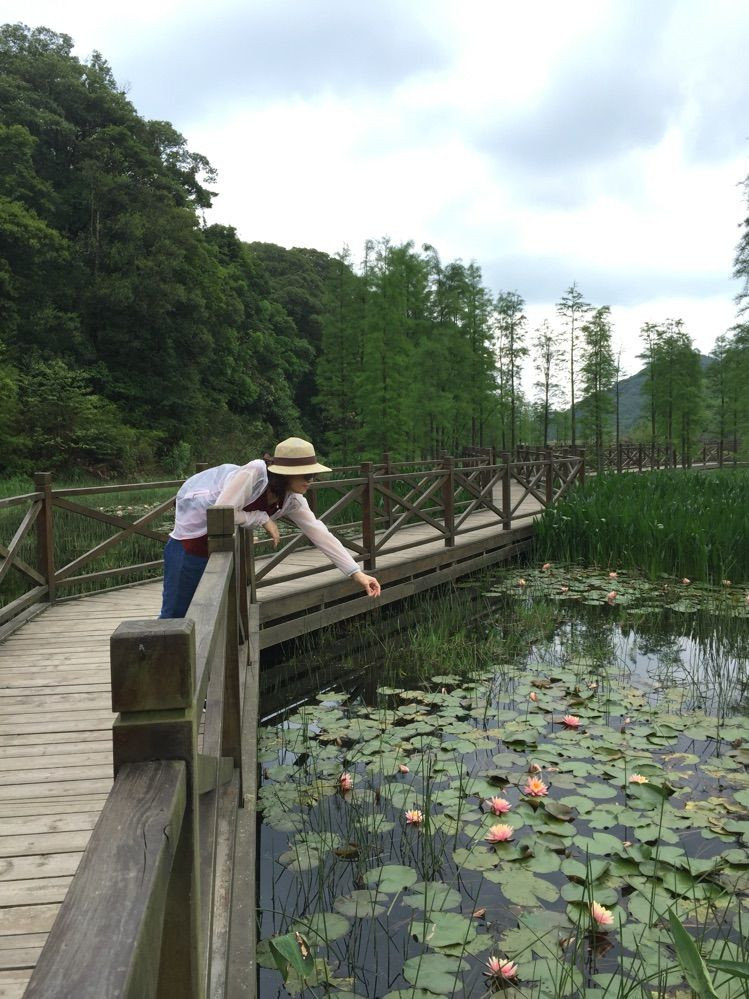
[267,470,291,499]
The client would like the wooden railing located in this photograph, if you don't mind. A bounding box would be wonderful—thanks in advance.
[539,440,737,473]
[0,472,185,636]
[8,440,735,632]
[25,506,258,999]
[246,451,586,594]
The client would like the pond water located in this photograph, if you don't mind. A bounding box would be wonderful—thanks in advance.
[255,566,749,999]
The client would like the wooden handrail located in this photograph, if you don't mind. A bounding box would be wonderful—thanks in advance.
[26,505,251,998]
[26,761,188,999]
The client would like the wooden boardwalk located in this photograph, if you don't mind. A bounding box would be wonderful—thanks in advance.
[0,480,545,996]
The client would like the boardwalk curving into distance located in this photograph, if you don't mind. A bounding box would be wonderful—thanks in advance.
[0,446,735,996]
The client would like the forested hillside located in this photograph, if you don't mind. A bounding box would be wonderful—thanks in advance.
[2,24,748,476]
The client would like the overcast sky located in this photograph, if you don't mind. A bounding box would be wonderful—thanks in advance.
[6,0,749,376]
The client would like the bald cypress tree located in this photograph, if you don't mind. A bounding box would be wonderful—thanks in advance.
[556,283,591,447]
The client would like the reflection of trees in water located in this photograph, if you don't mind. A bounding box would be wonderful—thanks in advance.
[259,577,748,723]
[619,607,748,715]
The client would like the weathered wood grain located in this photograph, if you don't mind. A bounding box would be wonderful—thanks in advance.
[25,760,186,999]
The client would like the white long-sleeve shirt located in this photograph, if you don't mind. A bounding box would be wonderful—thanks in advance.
[170,460,360,576]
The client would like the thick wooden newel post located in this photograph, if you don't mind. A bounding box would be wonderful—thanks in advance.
[442,456,455,547]
[207,506,242,776]
[111,618,204,999]
[361,462,376,570]
[544,448,554,506]
[501,452,512,530]
[33,472,55,603]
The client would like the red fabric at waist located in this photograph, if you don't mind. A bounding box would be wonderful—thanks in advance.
[179,536,209,558]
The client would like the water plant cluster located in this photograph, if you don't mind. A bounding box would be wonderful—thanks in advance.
[534,469,749,583]
[487,566,749,620]
[256,573,749,998]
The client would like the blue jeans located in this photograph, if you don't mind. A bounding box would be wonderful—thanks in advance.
[159,537,209,618]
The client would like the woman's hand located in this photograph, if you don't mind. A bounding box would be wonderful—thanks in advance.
[264,520,281,548]
[352,571,381,597]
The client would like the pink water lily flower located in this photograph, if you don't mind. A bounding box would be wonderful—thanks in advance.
[398,763,410,774]
[560,585,570,593]
[517,578,526,587]
[606,590,617,604]
[529,691,539,702]
[486,823,514,843]
[405,808,424,825]
[722,579,732,586]
[682,577,691,585]
[484,955,518,979]
[542,562,552,571]
[629,773,649,784]
[523,776,548,797]
[338,771,353,792]
[487,796,512,815]
[591,901,614,929]
[608,571,618,579]
[563,714,581,728]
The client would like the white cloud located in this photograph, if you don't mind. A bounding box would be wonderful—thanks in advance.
[6,0,749,366]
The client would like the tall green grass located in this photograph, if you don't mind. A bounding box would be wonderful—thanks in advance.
[535,468,749,582]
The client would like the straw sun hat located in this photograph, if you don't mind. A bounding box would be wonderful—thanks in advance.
[266,438,331,476]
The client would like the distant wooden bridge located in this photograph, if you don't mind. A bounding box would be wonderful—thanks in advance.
[0,445,732,997]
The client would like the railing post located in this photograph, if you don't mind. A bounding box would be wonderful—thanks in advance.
[245,530,258,604]
[616,443,623,474]
[236,528,250,641]
[719,440,724,467]
[111,619,204,999]
[501,452,512,530]
[33,472,55,603]
[545,448,554,506]
[382,451,393,527]
[578,448,586,488]
[638,444,643,472]
[207,507,242,778]
[361,461,376,570]
[442,455,455,547]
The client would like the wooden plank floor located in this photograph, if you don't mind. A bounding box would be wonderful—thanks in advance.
[0,484,543,996]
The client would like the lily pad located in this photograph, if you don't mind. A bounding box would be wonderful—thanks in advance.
[333,890,386,919]
[401,954,468,994]
[402,882,462,912]
[364,864,418,893]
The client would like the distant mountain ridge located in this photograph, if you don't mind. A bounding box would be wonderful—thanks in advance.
[551,354,712,438]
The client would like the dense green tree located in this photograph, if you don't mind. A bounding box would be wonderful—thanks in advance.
[639,320,702,461]
[556,283,591,446]
[494,291,527,452]
[315,248,364,462]
[580,306,616,465]
[532,321,562,446]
